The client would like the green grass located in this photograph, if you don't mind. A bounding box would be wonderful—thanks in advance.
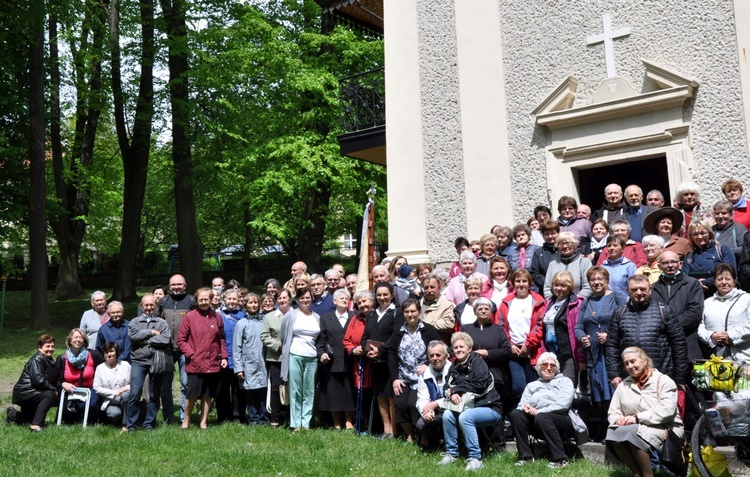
[0,291,627,477]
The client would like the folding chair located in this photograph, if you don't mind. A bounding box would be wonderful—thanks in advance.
[57,387,92,428]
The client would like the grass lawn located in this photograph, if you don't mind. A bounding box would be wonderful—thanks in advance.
[0,290,628,477]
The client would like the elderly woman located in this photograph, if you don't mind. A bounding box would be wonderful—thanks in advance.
[475,233,498,276]
[80,291,108,350]
[281,287,321,431]
[453,277,484,329]
[606,347,683,477]
[260,288,291,427]
[556,196,592,253]
[9,334,58,431]
[508,224,540,271]
[588,218,609,264]
[510,352,577,469]
[636,235,666,284]
[492,225,518,260]
[362,282,399,438]
[483,256,511,308]
[233,293,269,426]
[433,332,503,471]
[445,251,489,306]
[643,206,692,258]
[712,199,748,264]
[575,267,628,409]
[317,288,356,430]
[675,180,710,232]
[55,328,103,424]
[497,269,546,409]
[543,271,585,382]
[385,299,440,442]
[601,235,638,296]
[343,289,375,409]
[596,219,647,267]
[684,219,736,297]
[698,264,750,360]
[216,288,246,423]
[544,232,593,299]
[93,342,130,428]
[177,287,229,429]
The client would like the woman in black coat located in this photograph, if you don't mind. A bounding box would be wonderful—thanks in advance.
[385,299,440,442]
[317,288,356,429]
[10,334,58,431]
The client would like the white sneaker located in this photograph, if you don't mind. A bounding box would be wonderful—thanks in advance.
[438,454,458,465]
[465,458,484,471]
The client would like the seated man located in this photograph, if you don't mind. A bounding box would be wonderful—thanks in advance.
[415,340,453,449]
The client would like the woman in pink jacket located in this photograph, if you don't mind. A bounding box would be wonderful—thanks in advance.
[177,287,228,429]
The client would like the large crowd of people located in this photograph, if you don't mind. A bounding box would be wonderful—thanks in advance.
[8,178,750,474]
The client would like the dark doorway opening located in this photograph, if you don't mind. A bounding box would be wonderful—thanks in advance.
[576,155,670,210]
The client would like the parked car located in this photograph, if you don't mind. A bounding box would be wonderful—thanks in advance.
[219,244,245,257]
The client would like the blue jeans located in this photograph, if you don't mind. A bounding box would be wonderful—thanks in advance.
[127,362,166,430]
[508,357,536,409]
[288,354,318,429]
[161,351,187,422]
[443,407,502,460]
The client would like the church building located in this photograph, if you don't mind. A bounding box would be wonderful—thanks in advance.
[318,0,750,265]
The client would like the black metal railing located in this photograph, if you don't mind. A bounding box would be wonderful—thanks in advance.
[339,67,385,133]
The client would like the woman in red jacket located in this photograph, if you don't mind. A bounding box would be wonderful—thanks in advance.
[177,287,228,429]
[494,269,545,409]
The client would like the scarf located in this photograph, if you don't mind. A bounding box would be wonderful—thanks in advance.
[591,234,608,252]
[636,368,653,389]
[66,347,89,369]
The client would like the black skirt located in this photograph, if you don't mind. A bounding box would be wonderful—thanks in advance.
[318,370,356,412]
[186,372,220,399]
[371,361,394,398]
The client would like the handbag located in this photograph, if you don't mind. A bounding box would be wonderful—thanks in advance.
[573,369,593,410]
[279,383,289,406]
[660,428,688,476]
[149,347,172,374]
[568,409,589,445]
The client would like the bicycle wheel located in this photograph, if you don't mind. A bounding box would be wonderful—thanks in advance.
[691,413,750,477]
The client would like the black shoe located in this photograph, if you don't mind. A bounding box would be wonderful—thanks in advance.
[6,407,19,424]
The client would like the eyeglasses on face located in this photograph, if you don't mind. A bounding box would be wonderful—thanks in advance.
[540,362,557,369]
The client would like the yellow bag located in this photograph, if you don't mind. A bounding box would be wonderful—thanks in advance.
[705,355,737,392]
[690,445,730,477]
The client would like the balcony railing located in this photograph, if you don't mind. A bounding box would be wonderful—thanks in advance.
[339,67,385,133]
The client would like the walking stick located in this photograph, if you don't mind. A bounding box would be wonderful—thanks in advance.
[355,357,364,432]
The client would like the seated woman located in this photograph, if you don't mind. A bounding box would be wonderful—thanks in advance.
[435,332,503,471]
[698,264,750,361]
[93,341,131,428]
[386,299,440,442]
[9,334,58,431]
[55,328,103,424]
[509,352,576,469]
[606,347,683,477]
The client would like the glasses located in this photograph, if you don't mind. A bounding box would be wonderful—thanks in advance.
[660,260,680,265]
[691,231,708,237]
[540,363,558,369]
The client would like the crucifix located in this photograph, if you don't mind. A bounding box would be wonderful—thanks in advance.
[586,13,631,78]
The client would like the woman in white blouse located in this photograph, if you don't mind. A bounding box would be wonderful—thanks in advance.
[93,341,131,429]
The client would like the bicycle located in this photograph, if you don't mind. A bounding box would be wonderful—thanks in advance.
[690,357,750,477]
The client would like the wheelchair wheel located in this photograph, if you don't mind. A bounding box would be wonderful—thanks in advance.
[691,413,750,477]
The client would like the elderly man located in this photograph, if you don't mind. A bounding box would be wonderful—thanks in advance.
[623,185,655,242]
[211,277,225,292]
[416,340,453,449]
[96,301,131,362]
[310,273,335,315]
[420,274,456,343]
[606,275,689,387]
[126,294,171,431]
[372,264,408,306]
[651,251,705,361]
[712,199,749,263]
[80,291,109,350]
[284,261,308,294]
[325,268,343,295]
[576,204,592,220]
[646,189,666,208]
[158,274,195,423]
[596,219,647,267]
[593,183,625,223]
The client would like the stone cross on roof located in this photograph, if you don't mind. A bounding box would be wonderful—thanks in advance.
[586,13,631,78]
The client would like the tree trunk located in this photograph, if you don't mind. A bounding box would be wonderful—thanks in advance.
[50,0,106,300]
[29,0,48,328]
[297,180,331,272]
[160,0,204,292]
[243,207,252,287]
[110,0,155,301]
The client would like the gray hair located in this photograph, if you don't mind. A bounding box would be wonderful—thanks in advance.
[459,250,477,263]
[372,265,387,275]
[91,290,106,301]
[333,288,351,301]
[325,269,339,279]
[427,340,449,356]
[432,269,449,284]
[309,273,323,282]
[472,297,493,312]
[610,219,632,233]
[107,300,123,311]
[713,199,734,214]
[353,289,374,303]
[647,189,664,201]
[641,235,666,248]
[676,181,701,203]
[535,352,561,375]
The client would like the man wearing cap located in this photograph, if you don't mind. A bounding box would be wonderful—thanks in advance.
[643,207,691,258]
